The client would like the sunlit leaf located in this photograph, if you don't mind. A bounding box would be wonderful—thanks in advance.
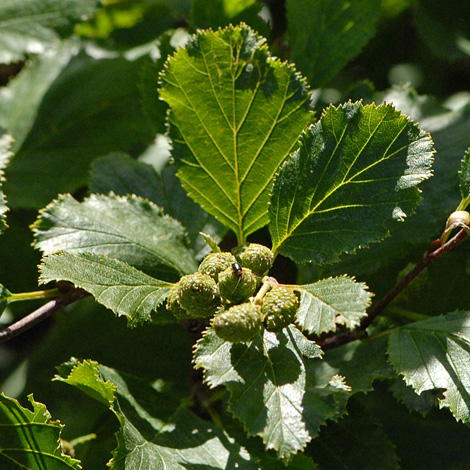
[388,311,470,423]
[458,147,470,200]
[159,24,313,243]
[296,276,372,335]
[40,252,172,326]
[194,326,354,460]
[33,193,197,280]
[0,393,81,469]
[270,101,434,264]
[0,130,12,234]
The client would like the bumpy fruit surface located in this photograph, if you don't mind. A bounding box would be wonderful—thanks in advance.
[165,284,187,319]
[177,272,220,318]
[232,243,274,276]
[261,287,299,332]
[218,265,257,303]
[212,302,263,342]
[199,252,237,281]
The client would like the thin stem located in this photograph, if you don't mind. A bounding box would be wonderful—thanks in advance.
[320,227,469,350]
[0,288,89,343]
[8,288,62,302]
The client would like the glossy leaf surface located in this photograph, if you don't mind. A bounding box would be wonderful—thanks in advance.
[270,102,434,264]
[33,193,197,280]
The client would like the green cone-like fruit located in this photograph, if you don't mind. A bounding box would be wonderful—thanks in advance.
[232,243,274,276]
[199,252,237,282]
[178,272,220,318]
[261,287,299,332]
[212,302,263,342]
[165,284,187,319]
[218,265,257,303]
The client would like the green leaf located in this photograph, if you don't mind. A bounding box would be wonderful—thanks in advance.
[2,49,155,209]
[40,252,173,326]
[269,102,434,264]
[54,359,117,408]
[0,130,12,234]
[0,283,12,318]
[296,276,372,335]
[286,0,382,88]
[33,193,197,280]
[388,311,470,423]
[159,24,313,243]
[458,147,470,200]
[0,393,81,469]
[0,0,99,63]
[89,155,227,261]
[55,359,259,470]
[194,326,354,460]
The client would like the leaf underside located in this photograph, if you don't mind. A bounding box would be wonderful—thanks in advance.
[40,252,172,326]
[159,23,313,243]
[269,101,435,264]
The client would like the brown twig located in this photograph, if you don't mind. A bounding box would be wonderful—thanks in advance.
[0,288,89,343]
[319,227,470,350]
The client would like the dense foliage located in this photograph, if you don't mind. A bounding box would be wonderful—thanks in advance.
[1,0,470,468]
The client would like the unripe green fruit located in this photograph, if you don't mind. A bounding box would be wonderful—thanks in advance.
[262,287,299,332]
[165,284,187,319]
[178,272,220,318]
[212,302,263,342]
[199,252,237,282]
[232,243,274,276]
[218,265,257,303]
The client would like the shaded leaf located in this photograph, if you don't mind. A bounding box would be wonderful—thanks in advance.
[2,49,155,209]
[33,193,197,280]
[55,359,259,470]
[0,393,81,469]
[0,283,12,318]
[307,402,400,470]
[269,102,434,264]
[40,252,173,326]
[388,311,470,423]
[0,130,12,234]
[286,0,382,88]
[413,0,470,62]
[458,147,470,200]
[296,276,372,335]
[194,326,353,460]
[0,0,99,63]
[159,24,313,243]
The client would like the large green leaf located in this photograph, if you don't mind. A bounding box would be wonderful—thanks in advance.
[2,48,155,209]
[0,393,81,469]
[194,326,353,460]
[388,311,470,423]
[55,359,260,470]
[159,24,314,243]
[40,252,173,326]
[286,0,382,88]
[0,0,99,63]
[296,276,372,335]
[33,193,197,280]
[89,154,227,260]
[0,130,12,233]
[269,101,434,264]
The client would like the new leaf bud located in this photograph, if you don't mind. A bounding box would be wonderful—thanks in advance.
[218,265,257,303]
[178,272,220,318]
[232,243,274,276]
[261,287,299,332]
[199,251,237,282]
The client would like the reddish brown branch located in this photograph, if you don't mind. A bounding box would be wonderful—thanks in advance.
[0,288,89,343]
[320,227,469,350]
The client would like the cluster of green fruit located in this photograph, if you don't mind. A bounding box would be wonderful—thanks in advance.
[166,243,299,342]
